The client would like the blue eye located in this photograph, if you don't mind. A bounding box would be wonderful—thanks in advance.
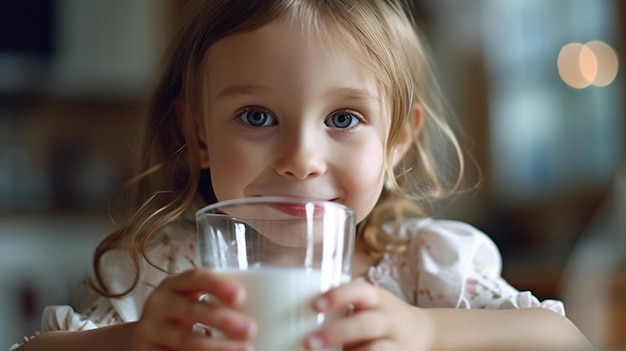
[237,107,276,127]
[325,110,362,129]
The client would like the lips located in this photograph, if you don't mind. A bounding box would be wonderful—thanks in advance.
[270,202,326,217]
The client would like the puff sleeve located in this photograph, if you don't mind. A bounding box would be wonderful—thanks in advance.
[9,230,198,350]
[366,218,565,315]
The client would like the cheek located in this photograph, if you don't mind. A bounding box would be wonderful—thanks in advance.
[207,141,260,200]
[343,141,386,222]
[210,138,271,201]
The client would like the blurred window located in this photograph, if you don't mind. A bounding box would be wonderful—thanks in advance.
[482,0,623,203]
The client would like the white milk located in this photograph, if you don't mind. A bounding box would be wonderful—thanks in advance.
[215,267,348,351]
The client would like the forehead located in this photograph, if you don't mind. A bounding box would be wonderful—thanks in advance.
[204,17,385,104]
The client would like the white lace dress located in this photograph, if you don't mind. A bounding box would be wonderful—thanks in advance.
[10,218,563,350]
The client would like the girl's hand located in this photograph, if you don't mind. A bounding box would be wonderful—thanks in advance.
[305,280,433,351]
[130,268,257,351]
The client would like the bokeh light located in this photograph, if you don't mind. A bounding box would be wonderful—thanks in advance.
[558,41,619,89]
[586,40,619,87]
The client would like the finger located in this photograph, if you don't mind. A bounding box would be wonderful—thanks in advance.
[346,339,396,351]
[305,311,389,350]
[199,298,258,338]
[161,268,246,307]
[134,317,253,351]
[313,280,380,313]
[144,288,256,339]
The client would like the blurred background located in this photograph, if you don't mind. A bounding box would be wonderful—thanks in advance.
[0,0,624,349]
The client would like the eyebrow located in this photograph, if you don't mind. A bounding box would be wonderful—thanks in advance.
[328,87,379,104]
[216,85,269,99]
[215,85,379,103]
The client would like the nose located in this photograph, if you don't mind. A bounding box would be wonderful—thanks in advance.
[274,131,326,180]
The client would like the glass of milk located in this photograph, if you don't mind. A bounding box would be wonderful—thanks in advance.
[196,196,355,351]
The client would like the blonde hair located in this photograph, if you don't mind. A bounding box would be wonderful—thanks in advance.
[92,0,466,297]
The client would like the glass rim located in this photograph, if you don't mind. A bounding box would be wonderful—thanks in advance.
[196,196,356,219]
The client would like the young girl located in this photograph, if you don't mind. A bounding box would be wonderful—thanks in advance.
[13,0,591,350]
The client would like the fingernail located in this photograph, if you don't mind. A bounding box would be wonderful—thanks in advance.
[232,287,246,306]
[241,320,257,338]
[314,296,329,311]
[231,341,253,351]
[305,335,325,350]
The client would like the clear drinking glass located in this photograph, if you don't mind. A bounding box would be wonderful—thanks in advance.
[196,196,356,351]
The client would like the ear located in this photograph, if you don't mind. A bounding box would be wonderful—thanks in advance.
[391,104,423,167]
[174,98,210,169]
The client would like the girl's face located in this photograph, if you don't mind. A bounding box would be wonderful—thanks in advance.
[198,18,391,223]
